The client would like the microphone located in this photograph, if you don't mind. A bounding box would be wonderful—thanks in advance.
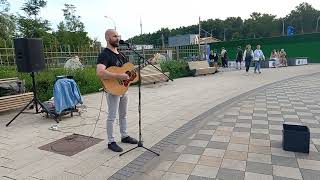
[119,40,130,46]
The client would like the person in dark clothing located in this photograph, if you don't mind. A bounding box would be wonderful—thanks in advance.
[221,47,228,68]
[212,50,219,70]
[236,46,243,69]
[209,50,214,67]
[96,29,138,152]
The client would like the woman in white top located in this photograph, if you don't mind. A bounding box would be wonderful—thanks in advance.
[270,49,279,67]
[253,45,265,74]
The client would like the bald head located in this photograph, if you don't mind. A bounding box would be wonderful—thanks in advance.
[105,29,116,41]
[105,29,119,48]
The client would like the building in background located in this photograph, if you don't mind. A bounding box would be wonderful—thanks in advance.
[168,34,221,47]
[168,34,198,47]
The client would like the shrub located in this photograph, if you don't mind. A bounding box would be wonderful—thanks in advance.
[160,60,193,79]
[0,66,101,101]
[0,60,194,101]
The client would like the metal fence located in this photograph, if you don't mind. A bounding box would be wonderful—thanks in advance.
[0,40,208,68]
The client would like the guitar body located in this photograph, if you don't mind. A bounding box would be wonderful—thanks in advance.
[101,62,139,96]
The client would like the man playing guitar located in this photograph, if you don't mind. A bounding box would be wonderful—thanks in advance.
[96,29,138,152]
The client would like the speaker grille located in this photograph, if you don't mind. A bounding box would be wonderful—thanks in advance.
[14,38,45,73]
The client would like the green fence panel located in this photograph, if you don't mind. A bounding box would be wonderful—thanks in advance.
[210,33,320,63]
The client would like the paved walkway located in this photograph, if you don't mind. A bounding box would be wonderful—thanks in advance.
[0,65,320,180]
[131,72,320,180]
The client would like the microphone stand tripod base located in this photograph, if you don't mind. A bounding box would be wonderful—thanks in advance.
[119,141,160,157]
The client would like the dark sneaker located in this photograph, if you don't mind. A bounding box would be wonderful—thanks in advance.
[108,142,123,152]
[121,136,138,144]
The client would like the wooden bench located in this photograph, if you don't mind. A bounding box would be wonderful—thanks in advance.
[140,64,170,84]
[0,77,19,83]
[0,77,33,112]
[187,61,217,76]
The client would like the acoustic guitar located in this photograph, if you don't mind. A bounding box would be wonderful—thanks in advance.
[101,55,158,96]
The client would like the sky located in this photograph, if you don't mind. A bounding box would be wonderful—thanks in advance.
[8,0,320,46]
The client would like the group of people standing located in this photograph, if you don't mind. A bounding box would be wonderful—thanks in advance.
[208,48,227,69]
[270,49,287,67]
[210,45,266,75]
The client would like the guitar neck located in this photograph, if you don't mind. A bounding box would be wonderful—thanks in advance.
[131,60,151,74]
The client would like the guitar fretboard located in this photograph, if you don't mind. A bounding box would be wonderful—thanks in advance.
[130,58,153,74]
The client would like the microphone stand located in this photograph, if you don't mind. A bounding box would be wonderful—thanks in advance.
[119,43,173,157]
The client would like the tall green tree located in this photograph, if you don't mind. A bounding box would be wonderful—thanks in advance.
[16,0,53,45]
[244,12,278,38]
[223,17,244,40]
[285,2,320,33]
[61,4,84,32]
[0,0,15,46]
[21,0,46,19]
[55,4,90,48]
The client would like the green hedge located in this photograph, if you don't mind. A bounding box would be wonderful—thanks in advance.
[0,60,193,101]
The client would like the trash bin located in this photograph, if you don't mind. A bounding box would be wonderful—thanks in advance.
[287,58,296,66]
[282,124,310,153]
[268,60,276,68]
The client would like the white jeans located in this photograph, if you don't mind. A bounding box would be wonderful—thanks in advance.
[106,93,128,143]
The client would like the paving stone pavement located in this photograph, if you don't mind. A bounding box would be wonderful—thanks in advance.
[1,65,320,180]
[127,72,320,180]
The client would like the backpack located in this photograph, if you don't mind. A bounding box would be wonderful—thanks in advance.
[245,50,252,60]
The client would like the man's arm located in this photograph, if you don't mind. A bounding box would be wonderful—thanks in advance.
[96,64,129,80]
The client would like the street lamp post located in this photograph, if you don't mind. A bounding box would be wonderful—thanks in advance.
[140,17,142,35]
[198,16,201,60]
[317,16,320,32]
[282,19,285,36]
[104,16,116,30]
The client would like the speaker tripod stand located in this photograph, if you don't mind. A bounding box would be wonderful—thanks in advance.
[6,72,57,127]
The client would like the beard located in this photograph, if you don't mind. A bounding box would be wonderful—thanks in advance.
[110,41,119,47]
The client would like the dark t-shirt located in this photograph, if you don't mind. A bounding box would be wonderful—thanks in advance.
[237,49,243,60]
[96,48,129,68]
[209,53,219,62]
[209,54,214,60]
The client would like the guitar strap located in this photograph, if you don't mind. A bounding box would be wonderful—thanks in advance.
[116,51,128,66]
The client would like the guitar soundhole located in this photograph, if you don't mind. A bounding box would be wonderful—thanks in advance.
[122,71,137,87]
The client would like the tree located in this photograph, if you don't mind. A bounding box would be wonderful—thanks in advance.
[223,17,244,40]
[60,4,84,32]
[0,0,9,12]
[55,4,90,48]
[129,3,320,45]
[16,0,52,42]
[286,2,320,33]
[0,0,15,45]
[243,13,278,39]
[21,0,46,19]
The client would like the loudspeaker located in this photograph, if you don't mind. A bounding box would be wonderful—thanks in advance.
[14,38,45,73]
